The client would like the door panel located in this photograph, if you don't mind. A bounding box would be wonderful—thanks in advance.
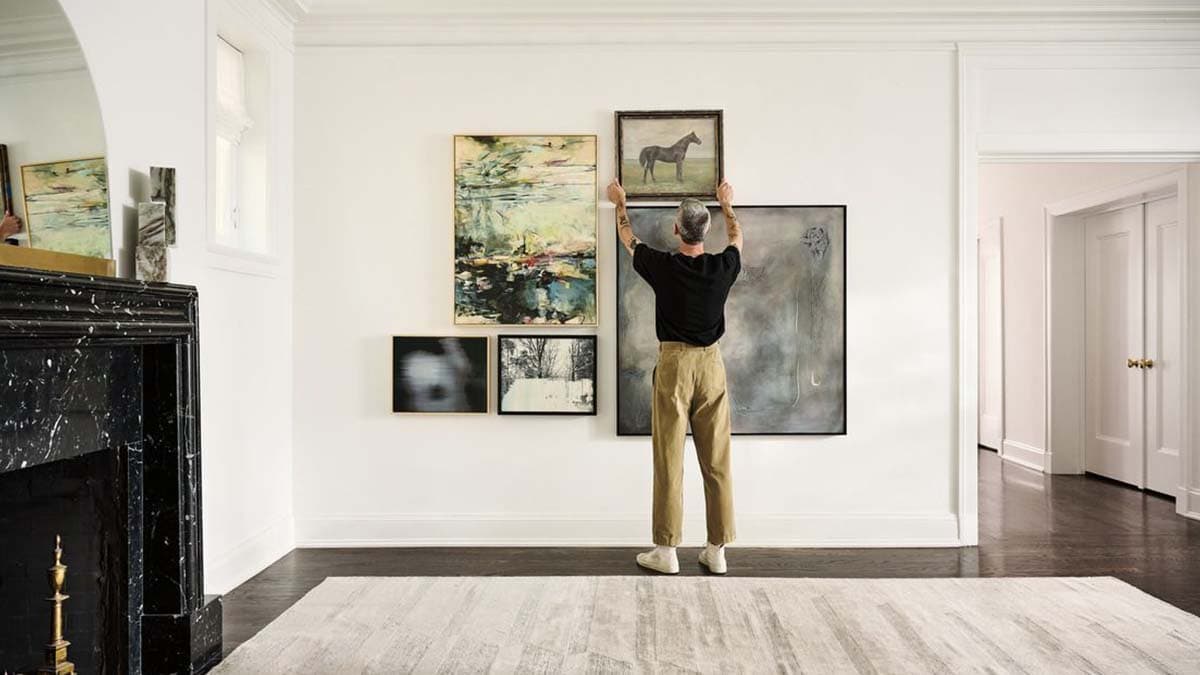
[1084,203,1144,487]
[978,219,1003,451]
[1145,196,1181,496]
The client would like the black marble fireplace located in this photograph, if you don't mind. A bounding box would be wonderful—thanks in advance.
[0,267,222,674]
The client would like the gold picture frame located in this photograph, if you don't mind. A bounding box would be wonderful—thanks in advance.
[452,134,598,327]
[391,335,490,415]
[20,156,112,259]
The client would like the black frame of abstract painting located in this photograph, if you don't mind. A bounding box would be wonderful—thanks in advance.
[497,334,598,416]
[391,335,490,415]
[615,110,724,201]
[615,204,848,436]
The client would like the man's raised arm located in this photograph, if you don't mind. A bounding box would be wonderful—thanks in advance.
[717,180,742,251]
[608,179,638,256]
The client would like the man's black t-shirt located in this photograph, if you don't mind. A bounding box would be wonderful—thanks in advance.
[633,243,741,346]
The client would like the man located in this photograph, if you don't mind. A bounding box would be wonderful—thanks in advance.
[608,178,742,575]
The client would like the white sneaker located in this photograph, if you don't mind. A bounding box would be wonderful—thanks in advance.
[699,544,727,574]
[636,546,679,574]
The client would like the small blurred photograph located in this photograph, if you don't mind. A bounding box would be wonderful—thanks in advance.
[392,336,488,414]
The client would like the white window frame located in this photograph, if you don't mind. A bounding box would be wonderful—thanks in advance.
[215,36,253,252]
[208,0,281,275]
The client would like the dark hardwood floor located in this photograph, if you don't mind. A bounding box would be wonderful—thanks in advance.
[221,448,1200,655]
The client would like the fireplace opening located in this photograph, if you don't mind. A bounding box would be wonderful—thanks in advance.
[0,447,136,674]
[0,344,142,674]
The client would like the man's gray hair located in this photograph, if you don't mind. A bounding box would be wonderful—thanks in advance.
[677,198,711,244]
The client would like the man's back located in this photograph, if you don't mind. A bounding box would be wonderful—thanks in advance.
[632,244,741,346]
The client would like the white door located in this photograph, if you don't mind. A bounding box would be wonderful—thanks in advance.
[1144,196,1183,496]
[1084,203,1145,487]
[978,218,1004,451]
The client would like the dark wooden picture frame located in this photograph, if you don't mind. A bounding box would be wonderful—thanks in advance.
[615,110,724,201]
[497,334,598,416]
[0,144,13,218]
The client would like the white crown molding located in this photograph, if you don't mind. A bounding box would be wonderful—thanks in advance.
[264,0,311,25]
[292,4,1200,46]
[0,13,86,80]
[219,0,300,51]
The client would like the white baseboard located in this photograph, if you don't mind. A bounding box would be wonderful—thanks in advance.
[1181,488,1200,521]
[205,513,295,594]
[1001,439,1047,472]
[294,512,962,548]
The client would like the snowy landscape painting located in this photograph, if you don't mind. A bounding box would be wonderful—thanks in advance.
[498,335,596,415]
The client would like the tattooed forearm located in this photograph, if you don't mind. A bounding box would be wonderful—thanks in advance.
[616,204,637,255]
[723,204,743,250]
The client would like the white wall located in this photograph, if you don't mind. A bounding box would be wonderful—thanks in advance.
[978,163,1184,464]
[292,47,960,546]
[57,0,296,594]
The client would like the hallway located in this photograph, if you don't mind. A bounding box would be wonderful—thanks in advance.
[976,448,1200,614]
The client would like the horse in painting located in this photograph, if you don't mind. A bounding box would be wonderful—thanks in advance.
[638,131,701,183]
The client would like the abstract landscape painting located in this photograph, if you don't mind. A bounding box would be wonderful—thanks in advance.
[454,135,597,325]
[392,337,489,414]
[21,157,111,258]
[499,335,597,415]
[616,110,723,200]
[617,206,846,435]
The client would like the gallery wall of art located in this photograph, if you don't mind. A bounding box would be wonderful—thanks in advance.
[57,0,298,593]
[292,47,960,546]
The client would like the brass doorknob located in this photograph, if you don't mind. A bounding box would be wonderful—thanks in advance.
[1140,358,1155,369]
[1127,358,1139,368]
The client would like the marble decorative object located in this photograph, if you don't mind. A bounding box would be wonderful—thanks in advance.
[0,267,221,674]
[149,166,176,246]
[136,202,168,283]
[137,201,166,244]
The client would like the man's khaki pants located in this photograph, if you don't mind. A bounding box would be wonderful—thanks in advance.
[652,341,735,547]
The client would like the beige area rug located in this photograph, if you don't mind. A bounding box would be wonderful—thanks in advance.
[214,576,1200,674]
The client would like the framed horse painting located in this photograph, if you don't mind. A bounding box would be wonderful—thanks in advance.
[615,110,723,201]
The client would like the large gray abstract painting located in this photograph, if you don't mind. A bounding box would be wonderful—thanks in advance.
[617,206,846,435]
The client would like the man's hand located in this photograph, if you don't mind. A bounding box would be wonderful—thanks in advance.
[607,179,626,207]
[0,211,23,240]
[716,180,733,208]
[610,180,637,255]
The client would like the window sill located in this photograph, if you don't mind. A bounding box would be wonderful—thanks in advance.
[205,242,279,278]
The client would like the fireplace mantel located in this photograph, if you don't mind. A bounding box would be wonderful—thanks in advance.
[0,266,221,674]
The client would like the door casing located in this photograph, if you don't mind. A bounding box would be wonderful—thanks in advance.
[1045,171,1190,512]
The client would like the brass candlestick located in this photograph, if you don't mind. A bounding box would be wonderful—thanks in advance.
[38,536,74,675]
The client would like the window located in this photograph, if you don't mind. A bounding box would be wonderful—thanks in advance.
[213,36,266,255]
